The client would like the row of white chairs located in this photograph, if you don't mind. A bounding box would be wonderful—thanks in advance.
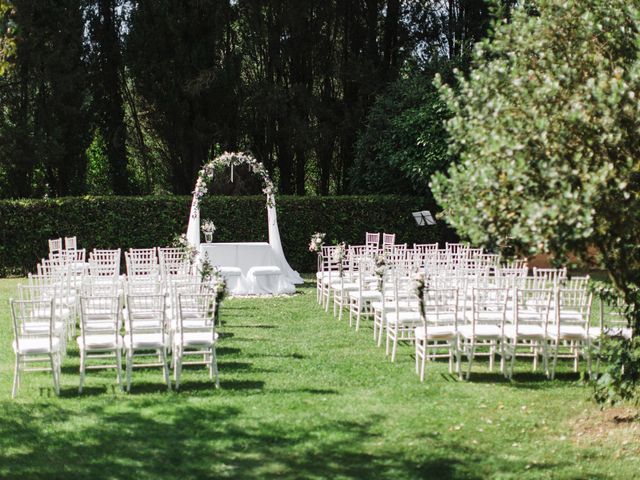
[11,242,220,397]
[316,245,631,382]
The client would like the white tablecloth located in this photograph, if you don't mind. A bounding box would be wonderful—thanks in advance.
[199,242,296,295]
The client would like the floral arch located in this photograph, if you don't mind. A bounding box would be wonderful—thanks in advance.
[186,151,303,284]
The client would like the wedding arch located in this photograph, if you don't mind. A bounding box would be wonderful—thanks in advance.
[186,151,303,285]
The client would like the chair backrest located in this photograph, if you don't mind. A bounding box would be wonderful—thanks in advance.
[125,277,163,296]
[365,232,380,249]
[48,238,63,254]
[382,233,396,246]
[513,288,552,329]
[445,242,465,254]
[125,294,167,342]
[126,249,159,277]
[177,293,216,340]
[158,247,191,277]
[532,267,567,286]
[64,236,77,250]
[471,287,509,328]
[89,249,121,277]
[413,243,439,255]
[564,275,590,291]
[11,298,56,353]
[555,288,592,327]
[79,296,121,343]
[82,276,121,297]
[422,288,459,329]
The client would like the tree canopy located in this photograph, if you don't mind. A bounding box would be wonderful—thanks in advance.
[0,0,512,198]
[432,0,640,401]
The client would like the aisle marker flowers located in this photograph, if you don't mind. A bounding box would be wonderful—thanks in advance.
[308,232,326,253]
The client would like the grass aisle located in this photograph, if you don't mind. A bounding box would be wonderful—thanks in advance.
[0,277,638,479]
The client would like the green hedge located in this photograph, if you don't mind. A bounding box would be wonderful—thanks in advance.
[0,195,455,276]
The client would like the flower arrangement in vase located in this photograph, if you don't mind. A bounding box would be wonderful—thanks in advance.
[201,219,216,243]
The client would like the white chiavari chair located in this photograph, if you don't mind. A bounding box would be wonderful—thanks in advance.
[77,295,123,393]
[48,238,63,255]
[10,298,62,398]
[64,236,77,250]
[414,288,460,381]
[502,287,552,378]
[548,287,593,379]
[124,293,171,391]
[173,292,219,389]
[365,232,380,252]
[348,256,381,331]
[458,287,509,379]
[385,273,422,362]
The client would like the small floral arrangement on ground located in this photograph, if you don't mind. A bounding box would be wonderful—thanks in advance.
[308,232,326,253]
[201,219,216,235]
[173,233,198,264]
[199,253,228,305]
[411,272,427,319]
[374,253,387,292]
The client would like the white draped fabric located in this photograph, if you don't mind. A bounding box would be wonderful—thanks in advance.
[199,242,296,295]
[186,192,303,295]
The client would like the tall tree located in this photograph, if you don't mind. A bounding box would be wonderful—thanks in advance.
[127,0,240,194]
[0,0,91,197]
[88,0,129,194]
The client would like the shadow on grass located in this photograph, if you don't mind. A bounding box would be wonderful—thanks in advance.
[0,401,587,480]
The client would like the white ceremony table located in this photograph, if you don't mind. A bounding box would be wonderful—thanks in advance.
[199,242,296,295]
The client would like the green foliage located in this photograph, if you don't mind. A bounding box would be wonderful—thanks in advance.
[432,0,640,402]
[594,337,640,405]
[351,73,451,195]
[0,0,15,76]
[85,130,113,196]
[0,195,451,276]
[0,277,639,478]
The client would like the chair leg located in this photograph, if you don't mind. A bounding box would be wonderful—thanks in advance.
[79,350,86,394]
[161,349,171,391]
[550,341,559,380]
[466,342,475,380]
[116,349,123,390]
[391,329,399,362]
[126,350,132,392]
[50,353,60,396]
[175,351,182,391]
[12,354,20,399]
[211,345,220,388]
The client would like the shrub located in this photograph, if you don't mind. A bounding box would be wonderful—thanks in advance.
[0,195,453,275]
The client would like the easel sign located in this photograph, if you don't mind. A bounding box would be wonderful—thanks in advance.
[412,210,436,226]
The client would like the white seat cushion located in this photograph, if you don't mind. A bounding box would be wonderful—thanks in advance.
[248,266,281,276]
[548,325,587,340]
[219,267,242,277]
[386,311,422,325]
[348,290,382,300]
[124,333,169,349]
[503,324,546,339]
[331,282,359,291]
[77,334,123,350]
[458,324,502,339]
[415,325,457,340]
[13,337,60,355]
[175,331,219,347]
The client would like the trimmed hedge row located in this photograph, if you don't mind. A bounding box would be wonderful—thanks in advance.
[0,195,455,276]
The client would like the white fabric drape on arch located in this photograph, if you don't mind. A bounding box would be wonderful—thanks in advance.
[186,195,303,285]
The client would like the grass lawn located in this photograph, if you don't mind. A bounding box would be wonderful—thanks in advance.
[0,276,638,479]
